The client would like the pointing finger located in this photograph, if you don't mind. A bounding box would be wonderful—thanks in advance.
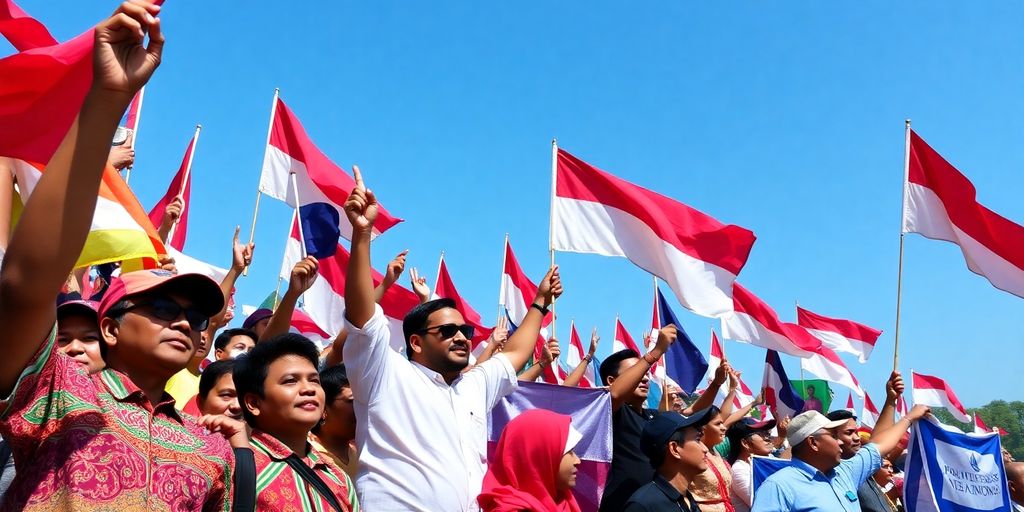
[352,165,364,189]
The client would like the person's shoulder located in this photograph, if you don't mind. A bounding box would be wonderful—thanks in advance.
[623,480,662,508]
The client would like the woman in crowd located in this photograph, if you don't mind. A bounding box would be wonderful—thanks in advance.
[310,365,360,478]
[725,417,777,512]
[689,405,735,511]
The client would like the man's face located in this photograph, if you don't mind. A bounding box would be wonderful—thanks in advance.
[834,419,861,459]
[670,426,709,476]
[808,429,844,467]
[608,357,649,401]
[57,314,104,374]
[199,373,242,420]
[743,430,774,457]
[246,354,324,434]
[410,308,472,374]
[102,292,204,377]
[807,386,816,398]
[215,334,256,361]
[874,459,894,487]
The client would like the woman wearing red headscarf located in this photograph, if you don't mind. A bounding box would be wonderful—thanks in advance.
[478,409,583,512]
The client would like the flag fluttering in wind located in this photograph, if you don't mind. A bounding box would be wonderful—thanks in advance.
[0,0,56,51]
[796,306,881,363]
[800,344,864,397]
[148,131,198,251]
[721,284,820,358]
[861,393,880,429]
[258,97,402,242]
[903,130,1024,298]
[845,394,856,414]
[653,284,708,394]
[911,371,971,423]
[762,349,805,420]
[434,254,493,345]
[566,321,595,388]
[551,148,756,318]
[612,318,641,354]
[973,414,1007,436]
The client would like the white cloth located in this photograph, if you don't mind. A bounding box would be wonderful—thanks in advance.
[730,458,753,512]
[344,305,518,511]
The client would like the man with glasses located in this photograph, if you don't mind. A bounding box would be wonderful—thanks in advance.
[752,405,929,511]
[340,167,563,511]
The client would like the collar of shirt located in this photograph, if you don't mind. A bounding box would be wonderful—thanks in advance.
[791,456,836,481]
[251,429,328,468]
[653,474,685,501]
[97,366,182,421]
[410,360,461,387]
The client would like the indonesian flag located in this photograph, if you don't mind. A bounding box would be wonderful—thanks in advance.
[762,349,805,420]
[903,130,1024,298]
[612,318,641,355]
[122,88,143,136]
[721,284,821,358]
[799,344,864,397]
[258,97,402,242]
[566,321,595,388]
[796,306,881,363]
[704,375,756,410]
[896,395,909,418]
[973,414,1008,436]
[706,331,725,382]
[498,238,553,332]
[861,393,880,429]
[845,394,856,414]
[280,214,419,353]
[434,254,493,345]
[911,371,971,423]
[552,149,756,318]
[147,132,197,251]
[290,308,332,349]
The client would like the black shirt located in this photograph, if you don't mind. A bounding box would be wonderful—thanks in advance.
[623,475,701,512]
[600,406,658,512]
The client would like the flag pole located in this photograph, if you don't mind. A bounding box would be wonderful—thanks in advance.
[796,299,806,396]
[274,209,298,310]
[124,86,145,185]
[893,119,911,371]
[245,87,280,276]
[548,138,558,339]
[166,124,201,244]
[498,233,509,323]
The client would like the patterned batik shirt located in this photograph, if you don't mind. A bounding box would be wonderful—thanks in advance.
[0,328,234,511]
[251,430,357,512]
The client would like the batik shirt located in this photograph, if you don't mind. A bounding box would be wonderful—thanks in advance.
[0,328,234,511]
[251,430,357,512]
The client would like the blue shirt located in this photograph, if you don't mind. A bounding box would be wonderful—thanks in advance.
[751,443,882,512]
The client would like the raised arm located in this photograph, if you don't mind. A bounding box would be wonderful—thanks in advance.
[472,316,508,367]
[873,371,904,434]
[322,329,348,368]
[343,166,378,328]
[870,405,929,455]
[0,1,163,396]
[262,257,318,339]
[500,266,562,372]
[156,196,182,245]
[717,369,742,420]
[211,226,253,327]
[725,392,762,427]
[609,325,677,411]
[409,267,431,305]
[683,361,730,416]
[563,327,598,387]
[519,338,559,382]
[373,250,408,304]
[0,159,13,256]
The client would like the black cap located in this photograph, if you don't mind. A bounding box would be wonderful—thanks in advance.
[725,417,777,461]
[640,408,714,462]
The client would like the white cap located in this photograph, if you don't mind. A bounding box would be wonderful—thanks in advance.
[565,423,583,454]
[786,410,848,447]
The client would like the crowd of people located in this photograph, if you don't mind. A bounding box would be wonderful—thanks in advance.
[0,2,1021,511]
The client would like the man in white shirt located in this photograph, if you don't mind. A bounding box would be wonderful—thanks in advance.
[341,167,563,511]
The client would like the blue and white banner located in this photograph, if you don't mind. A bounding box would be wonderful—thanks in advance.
[905,416,1010,512]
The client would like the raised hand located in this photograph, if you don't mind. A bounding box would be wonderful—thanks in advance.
[157,254,176,273]
[907,404,931,421]
[108,145,135,170]
[728,368,741,391]
[534,265,563,307]
[489,316,509,347]
[655,324,678,352]
[886,370,905,401]
[409,267,431,302]
[547,338,561,361]
[588,327,599,357]
[343,165,378,234]
[385,250,409,283]
[231,226,255,272]
[777,416,791,436]
[93,1,164,98]
[289,256,319,294]
[713,360,732,385]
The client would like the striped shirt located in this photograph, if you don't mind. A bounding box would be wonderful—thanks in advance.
[251,429,358,512]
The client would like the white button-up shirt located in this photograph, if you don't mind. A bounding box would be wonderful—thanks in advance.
[343,305,518,511]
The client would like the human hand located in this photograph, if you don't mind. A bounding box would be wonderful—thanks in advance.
[409,267,431,302]
[729,369,741,391]
[489,316,509,347]
[713,360,732,385]
[162,196,183,227]
[92,1,164,99]
[534,265,562,307]
[198,414,249,449]
[546,338,560,361]
[231,226,255,272]
[907,404,931,422]
[108,144,135,170]
[778,416,791,436]
[886,371,905,401]
[655,324,678,352]
[343,165,378,234]
[289,256,319,294]
[158,254,176,273]
[385,250,408,283]
[588,327,599,357]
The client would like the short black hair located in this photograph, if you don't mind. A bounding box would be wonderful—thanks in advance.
[599,349,640,385]
[214,328,258,351]
[198,359,235,402]
[312,365,351,434]
[233,333,320,426]
[402,298,457,357]
[827,409,858,422]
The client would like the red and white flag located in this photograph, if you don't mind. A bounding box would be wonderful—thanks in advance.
[434,254,493,346]
[259,97,402,241]
[911,371,971,423]
[721,284,820,358]
[552,149,756,318]
[565,321,595,388]
[498,238,553,332]
[845,394,856,413]
[147,131,197,251]
[290,309,332,349]
[861,393,880,429]
[973,414,1008,436]
[800,344,864,397]
[705,331,725,381]
[796,306,882,363]
[903,130,1024,298]
[612,317,642,355]
[896,395,909,418]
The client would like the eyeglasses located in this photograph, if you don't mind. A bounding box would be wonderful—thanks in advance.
[746,431,772,441]
[418,323,475,340]
[111,298,210,331]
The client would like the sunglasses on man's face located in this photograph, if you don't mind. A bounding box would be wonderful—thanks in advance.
[418,323,475,340]
[114,298,210,331]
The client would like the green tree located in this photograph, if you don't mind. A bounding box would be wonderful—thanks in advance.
[927,401,1024,460]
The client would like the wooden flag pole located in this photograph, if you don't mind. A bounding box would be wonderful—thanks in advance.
[166,124,201,244]
[893,119,911,371]
[245,87,280,276]
[548,138,558,338]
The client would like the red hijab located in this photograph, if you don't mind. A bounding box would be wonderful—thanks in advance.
[478,409,582,512]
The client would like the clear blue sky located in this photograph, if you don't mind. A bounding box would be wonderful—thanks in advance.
[12,1,1024,408]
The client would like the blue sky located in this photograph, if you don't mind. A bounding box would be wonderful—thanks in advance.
[12,2,1024,408]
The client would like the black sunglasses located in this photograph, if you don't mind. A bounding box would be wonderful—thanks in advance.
[112,298,210,331]
[418,323,475,340]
